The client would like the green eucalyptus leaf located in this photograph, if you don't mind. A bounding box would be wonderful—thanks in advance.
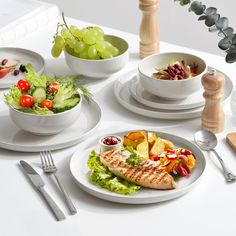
[208,25,218,32]
[190,1,201,11]
[216,17,229,30]
[226,49,236,63]
[232,34,236,44]
[226,45,236,53]
[205,14,220,27]
[218,37,233,50]
[175,0,235,64]
[179,0,191,6]
[198,15,206,21]
[193,4,206,15]
[218,27,234,37]
[205,7,217,16]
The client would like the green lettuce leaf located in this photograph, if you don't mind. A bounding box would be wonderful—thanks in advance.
[25,64,46,88]
[4,86,23,109]
[87,150,142,195]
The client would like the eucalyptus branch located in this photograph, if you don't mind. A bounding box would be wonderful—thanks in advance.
[175,0,236,63]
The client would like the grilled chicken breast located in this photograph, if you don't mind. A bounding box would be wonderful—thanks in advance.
[100,149,177,190]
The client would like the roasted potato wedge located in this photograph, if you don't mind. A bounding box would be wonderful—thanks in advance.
[125,131,147,140]
[137,140,149,159]
[147,132,158,149]
[161,138,174,150]
[150,137,165,156]
[123,137,141,148]
[123,131,147,148]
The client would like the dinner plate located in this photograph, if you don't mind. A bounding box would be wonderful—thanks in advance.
[70,130,206,204]
[0,47,45,88]
[0,99,101,152]
[114,69,233,120]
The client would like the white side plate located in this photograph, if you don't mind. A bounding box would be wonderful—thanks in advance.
[0,99,101,152]
[114,69,233,120]
[70,130,206,204]
[130,68,232,111]
[130,75,205,110]
[0,47,45,88]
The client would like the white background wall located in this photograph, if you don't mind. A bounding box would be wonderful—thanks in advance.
[42,0,235,57]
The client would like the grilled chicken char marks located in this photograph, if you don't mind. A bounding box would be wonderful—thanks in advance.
[100,149,177,190]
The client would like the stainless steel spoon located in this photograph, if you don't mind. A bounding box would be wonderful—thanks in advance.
[194,130,236,182]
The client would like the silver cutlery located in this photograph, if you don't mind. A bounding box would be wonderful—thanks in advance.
[194,130,236,182]
[40,151,77,215]
[19,160,66,221]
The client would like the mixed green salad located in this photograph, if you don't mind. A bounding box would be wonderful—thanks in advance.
[5,64,91,115]
[87,150,142,195]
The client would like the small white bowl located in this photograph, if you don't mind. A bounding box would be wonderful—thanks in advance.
[99,135,123,153]
[64,35,129,78]
[9,96,82,135]
[138,52,207,100]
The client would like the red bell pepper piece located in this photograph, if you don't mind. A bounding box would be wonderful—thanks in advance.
[166,154,177,160]
[0,68,10,78]
[167,149,175,154]
[177,165,189,177]
[150,155,160,161]
[181,149,192,156]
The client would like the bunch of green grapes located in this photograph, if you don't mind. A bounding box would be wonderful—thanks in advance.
[51,25,119,60]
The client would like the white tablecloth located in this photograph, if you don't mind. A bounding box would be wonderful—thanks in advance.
[0,17,236,236]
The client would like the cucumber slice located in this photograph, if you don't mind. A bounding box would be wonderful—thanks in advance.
[32,87,46,103]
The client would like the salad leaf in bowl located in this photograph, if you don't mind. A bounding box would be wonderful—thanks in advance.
[4,64,91,135]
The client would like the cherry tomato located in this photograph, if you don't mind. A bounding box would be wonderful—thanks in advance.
[52,81,59,86]
[51,81,59,94]
[40,99,53,110]
[17,79,30,91]
[51,86,58,94]
[20,94,34,107]
[0,68,10,79]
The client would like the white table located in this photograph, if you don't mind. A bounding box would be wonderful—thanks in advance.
[1,17,236,236]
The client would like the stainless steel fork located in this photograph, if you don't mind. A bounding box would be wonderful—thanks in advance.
[40,151,77,215]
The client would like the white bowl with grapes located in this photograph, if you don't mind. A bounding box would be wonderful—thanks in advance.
[51,17,129,78]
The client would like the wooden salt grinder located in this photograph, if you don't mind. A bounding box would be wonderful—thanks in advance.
[139,0,160,59]
[201,69,225,133]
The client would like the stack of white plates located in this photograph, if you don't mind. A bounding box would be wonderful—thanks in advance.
[114,69,233,120]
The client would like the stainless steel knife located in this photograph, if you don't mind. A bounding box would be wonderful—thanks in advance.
[20,160,66,221]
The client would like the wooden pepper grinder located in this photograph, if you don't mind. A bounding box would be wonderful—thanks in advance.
[139,0,160,59]
[201,68,225,133]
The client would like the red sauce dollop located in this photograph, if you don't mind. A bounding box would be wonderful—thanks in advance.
[102,136,121,145]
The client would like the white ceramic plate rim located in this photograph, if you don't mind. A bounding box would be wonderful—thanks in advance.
[0,47,45,88]
[70,130,206,204]
[0,99,102,152]
[114,69,233,120]
[131,67,232,111]
[130,76,204,110]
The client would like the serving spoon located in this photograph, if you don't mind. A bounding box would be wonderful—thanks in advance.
[194,130,236,182]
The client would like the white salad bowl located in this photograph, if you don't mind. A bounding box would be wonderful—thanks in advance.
[64,35,129,78]
[138,52,207,100]
[9,96,82,135]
